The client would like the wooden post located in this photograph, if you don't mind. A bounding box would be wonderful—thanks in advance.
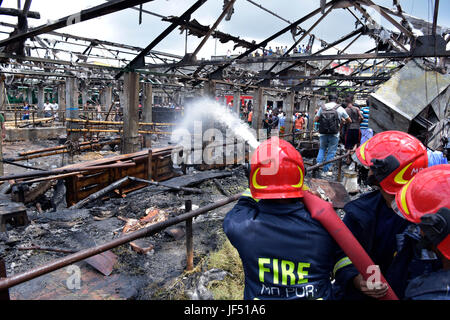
[205,80,216,99]
[27,87,33,106]
[233,90,240,115]
[251,87,264,139]
[122,72,140,154]
[185,199,194,271]
[37,85,45,118]
[142,82,153,148]
[58,84,66,123]
[308,96,317,131]
[284,91,295,138]
[81,81,88,109]
[102,86,112,110]
[147,149,152,181]
[66,78,80,143]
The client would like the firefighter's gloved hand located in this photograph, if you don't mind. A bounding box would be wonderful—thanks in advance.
[353,274,388,299]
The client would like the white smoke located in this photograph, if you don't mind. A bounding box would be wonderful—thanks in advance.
[171,97,260,150]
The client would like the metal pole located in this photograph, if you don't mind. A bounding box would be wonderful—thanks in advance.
[185,199,194,271]
[191,0,236,59]
[432,0,440,37]
[305,151,352,173]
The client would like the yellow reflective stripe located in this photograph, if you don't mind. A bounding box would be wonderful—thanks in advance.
[399,177,414,216]
[393,162,413,185]
[291,166,304,188]
[252,168,267,189]
[359,141,368,162]
[333,257,353,276]
[242,188,260,202]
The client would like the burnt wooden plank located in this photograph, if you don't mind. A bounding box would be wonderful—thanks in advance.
[77,172,111,187]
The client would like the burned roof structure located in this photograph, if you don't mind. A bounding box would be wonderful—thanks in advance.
[0,0,450,301]
[0,0,449,140]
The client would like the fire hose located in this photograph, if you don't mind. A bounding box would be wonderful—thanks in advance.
[302,190,399,300]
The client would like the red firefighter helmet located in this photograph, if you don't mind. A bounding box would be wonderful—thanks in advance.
[354,131,428,194]
[393,164,450,259]
[250,137,305,199]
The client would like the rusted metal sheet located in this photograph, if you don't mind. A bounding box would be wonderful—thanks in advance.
[84,251,117,276]
[306,178,351,209]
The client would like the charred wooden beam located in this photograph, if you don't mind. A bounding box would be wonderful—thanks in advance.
[432,0,440,37]
[69,176,130,210]
[265,2,336,75]
[0,0,156,48]
[209,0,340,77]
[0,162,135,182]
[192,0,236,59]
[147,50,450,70]
[0,7,40,19]
[116,0,208,79]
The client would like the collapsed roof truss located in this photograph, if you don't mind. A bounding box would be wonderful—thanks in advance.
[0,0,448,98]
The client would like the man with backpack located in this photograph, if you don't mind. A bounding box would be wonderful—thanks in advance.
[314,95,351,176]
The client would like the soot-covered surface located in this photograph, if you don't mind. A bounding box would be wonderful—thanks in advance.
[1,166,248,300]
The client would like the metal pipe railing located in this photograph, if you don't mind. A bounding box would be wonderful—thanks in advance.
[0,192,241,292]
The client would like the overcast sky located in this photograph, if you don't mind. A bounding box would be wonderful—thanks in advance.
[1,0,449,60]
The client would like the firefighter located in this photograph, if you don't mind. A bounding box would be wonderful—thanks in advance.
[391,165,450,300]
[333,131,440,300]
[223,137,340,300]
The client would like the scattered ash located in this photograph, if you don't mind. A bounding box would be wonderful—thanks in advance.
[1,165,249,300]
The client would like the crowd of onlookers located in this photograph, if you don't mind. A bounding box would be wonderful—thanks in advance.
[240,100,310,137]
[238,94,372,176]
[14,100,60,120]
[227,43,312,58]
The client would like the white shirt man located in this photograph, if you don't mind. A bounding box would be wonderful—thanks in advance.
[44,102,53,117]
[51,102,59,119]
